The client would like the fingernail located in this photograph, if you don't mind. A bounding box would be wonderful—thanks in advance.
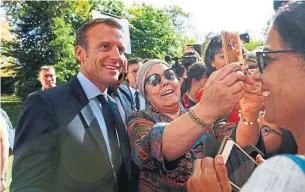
[216,156,224,164]
[257,155,262,159]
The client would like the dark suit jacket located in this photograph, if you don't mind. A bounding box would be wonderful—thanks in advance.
[119,84,134,110]
[119,84,147,110]
[11,77,131,192]
[108,88,134,125]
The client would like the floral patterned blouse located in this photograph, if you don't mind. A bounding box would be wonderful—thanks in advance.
[127,104,233,192]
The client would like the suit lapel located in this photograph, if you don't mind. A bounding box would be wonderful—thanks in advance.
[108,95,131,179]
[69,77,111,159]
[117,93,128,124]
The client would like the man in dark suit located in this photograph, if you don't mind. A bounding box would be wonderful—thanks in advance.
[28,65,57,96]
[11,18,131,192]
[120,59,146,111]
[108,58,134,127]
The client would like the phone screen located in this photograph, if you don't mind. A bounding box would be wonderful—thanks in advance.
[226,144,257,188]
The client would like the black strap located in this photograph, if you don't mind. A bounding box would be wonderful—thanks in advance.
[135,91,140,110]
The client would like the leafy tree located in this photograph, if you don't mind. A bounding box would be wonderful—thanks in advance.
[2,1,58,97]
[2,0,195,98]
[2,1,91,98]
[50,1,91,84]
[244,40,263,51]
[128,4,186,59]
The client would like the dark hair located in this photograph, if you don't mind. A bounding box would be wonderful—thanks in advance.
[75,18,123,50]
[204,35,223,74]
[39,65,55,73]
[273,0,289,11]
[171,64,186,78]
[127,58,142,69]
[181,63,210,94]
[273,1,305,61]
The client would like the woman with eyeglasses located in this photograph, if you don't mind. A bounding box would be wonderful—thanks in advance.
[260,119,297,157]
[187,2,305,191]
[127,59,253,191]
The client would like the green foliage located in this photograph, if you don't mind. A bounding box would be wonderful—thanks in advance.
[3,0,195,98]
[92,0,128,18]
[50,1,91,84]
[0,94,22,128]
[1,77,15,94]
[244,40,263,51]
[128,4,187,59]
[2,1,91,98]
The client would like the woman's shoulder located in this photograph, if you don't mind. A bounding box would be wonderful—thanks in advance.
[128,109,155,124]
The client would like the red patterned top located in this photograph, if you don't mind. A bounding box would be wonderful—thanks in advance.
[127,105,234,192]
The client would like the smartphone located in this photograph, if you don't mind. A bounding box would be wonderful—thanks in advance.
[217,139,258,191]
[221,31,244,65]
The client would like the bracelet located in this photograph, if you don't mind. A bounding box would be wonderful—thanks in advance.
[238,110,262,126]
[188,108,213,130]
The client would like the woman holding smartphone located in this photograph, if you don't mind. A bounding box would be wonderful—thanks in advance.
[188,1,305,191]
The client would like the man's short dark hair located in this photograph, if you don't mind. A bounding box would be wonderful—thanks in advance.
[39,65,55,73]
[127,58,142,69]
[75,18,123,51]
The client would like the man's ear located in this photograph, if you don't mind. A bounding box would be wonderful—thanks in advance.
[75,45,86,63]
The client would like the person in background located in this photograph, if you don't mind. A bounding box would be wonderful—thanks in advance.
[182,50,201,70]
[0,109,14,155]
[120,59,146,111]
[260,113,297,157]
[188,2,305,191]
[171,64,187,92]
[181,63,210,109]
[28,65,57,96]
[108,57,134,126]
[0,113,9,191]
[204,35,225,74]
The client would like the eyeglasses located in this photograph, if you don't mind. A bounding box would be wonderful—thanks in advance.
[118,72,127,81]
[261,125,283,137]
[145,69,177,87]
[256,50,305,73]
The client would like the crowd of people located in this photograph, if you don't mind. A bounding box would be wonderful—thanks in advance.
[1,0,305,191]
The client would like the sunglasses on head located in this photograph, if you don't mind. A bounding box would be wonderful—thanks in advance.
[118,72,127,81]
[256,49,305,73]
[145,69,177,86]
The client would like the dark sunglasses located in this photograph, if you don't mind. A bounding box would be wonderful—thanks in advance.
[145,69,177,86]
[261,125,283,137]
[118,72,127,81]
[256,50,305,73]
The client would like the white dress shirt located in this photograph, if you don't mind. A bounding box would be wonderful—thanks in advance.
[77,72,114,160]
[129,86,146,110]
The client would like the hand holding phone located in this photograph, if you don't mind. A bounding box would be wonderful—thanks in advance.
[217,138,258,191]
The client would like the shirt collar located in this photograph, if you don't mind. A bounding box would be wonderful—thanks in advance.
[77,72,107,100]
[129,86,139,95]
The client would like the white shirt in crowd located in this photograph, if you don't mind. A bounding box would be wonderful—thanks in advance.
[129,86,146,110]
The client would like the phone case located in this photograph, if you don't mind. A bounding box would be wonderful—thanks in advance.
[221,31,244,65]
